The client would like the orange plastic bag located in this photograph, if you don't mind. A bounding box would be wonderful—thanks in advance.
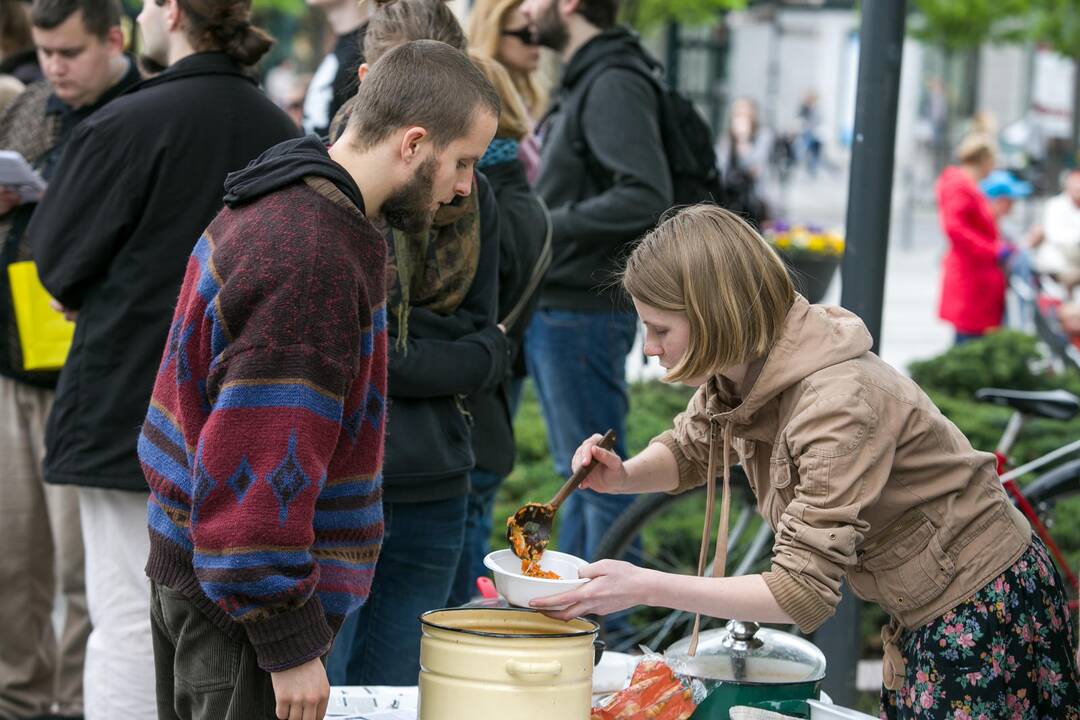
[591,658,699,720]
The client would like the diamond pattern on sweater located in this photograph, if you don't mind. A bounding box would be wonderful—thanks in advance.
[344,386,385,442]
[265,432,310,524]
[227,456,257,503]
[161,317,195,384]
[192,454,217,524]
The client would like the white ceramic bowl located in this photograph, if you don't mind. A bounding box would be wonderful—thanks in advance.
[483,549,589,609]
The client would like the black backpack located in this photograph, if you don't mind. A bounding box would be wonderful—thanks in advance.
[560,48,724,209]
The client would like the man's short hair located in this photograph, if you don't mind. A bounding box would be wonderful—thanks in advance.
[579,0,619,29]
[348,39,500,151]
[31,0,120,39]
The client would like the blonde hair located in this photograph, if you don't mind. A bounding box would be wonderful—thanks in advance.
[955,132,996,166]
[469,52,529,140]
[467,0,548,117]
[622,205,795,383]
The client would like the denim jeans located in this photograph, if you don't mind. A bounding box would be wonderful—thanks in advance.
[955,331,984,345]
[326,493,467,686]
[449,469,503,606]
[524,308,639,561]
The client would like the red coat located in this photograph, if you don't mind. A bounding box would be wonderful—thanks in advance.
[936,166,1007,334]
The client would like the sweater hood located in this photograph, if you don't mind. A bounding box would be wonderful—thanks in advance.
[713,295,874,426]
[223,135,365,213]
[562,26,645,88]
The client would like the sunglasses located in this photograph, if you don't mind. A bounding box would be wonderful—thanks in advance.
[501,27,538,45]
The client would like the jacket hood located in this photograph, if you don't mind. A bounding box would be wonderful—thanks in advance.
[716,295,873,426]
[223,135,365,213]
[562,26,644,88]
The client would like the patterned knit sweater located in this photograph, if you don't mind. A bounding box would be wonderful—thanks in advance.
[140,165,388,672]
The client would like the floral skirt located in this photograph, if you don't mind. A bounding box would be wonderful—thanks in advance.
[880,537,1079,720]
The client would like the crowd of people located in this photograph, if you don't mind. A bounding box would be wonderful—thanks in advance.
[0,0,685,717]
[0,0,1077,719]
[935,129,1080,345]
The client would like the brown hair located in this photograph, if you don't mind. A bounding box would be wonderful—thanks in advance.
[468,52,527,140]
[166,0,273,67]
[30,0,120,40]
[364,0,465,65]
[348,38,500,151]
[2,0,31,53]
[466,0,547,116]
[579,0,618,28]
[622,204,794,383]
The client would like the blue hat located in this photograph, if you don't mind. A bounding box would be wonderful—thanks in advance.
[980,170,1032,199]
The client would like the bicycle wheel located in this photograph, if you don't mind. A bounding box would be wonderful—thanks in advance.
[1022,459,1080,612]
[593,466,773,653]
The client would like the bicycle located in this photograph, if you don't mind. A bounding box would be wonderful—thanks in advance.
[594,388,1080,654]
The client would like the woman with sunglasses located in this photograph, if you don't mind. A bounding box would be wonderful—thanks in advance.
[468,0,547,117]
[468,0,549,180]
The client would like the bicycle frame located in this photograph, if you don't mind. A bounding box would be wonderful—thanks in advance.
[993,411,1080,608]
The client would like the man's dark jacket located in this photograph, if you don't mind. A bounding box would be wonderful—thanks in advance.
[536,27,672,312]
[28,52,300,491]
[466,158,548,476]
[0,58,141,389]
[382,173,511,503]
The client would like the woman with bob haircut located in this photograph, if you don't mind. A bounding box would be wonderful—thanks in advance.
[532,204,1079,719]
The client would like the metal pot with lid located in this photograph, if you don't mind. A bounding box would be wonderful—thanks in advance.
[418,607,602,720]
[665,620,826,719]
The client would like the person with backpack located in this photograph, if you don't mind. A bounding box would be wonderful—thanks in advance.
[520,0,682,563]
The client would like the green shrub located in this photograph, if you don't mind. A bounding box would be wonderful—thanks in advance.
[493,380,695,549]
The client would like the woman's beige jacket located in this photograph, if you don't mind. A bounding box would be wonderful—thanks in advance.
[655,296,1030,684]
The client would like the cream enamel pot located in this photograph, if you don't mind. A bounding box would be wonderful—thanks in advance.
[417,608,602,720]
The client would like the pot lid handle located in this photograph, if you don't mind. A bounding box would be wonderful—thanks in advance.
[725,620,764,649]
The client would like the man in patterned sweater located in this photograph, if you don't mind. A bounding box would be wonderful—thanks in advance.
[138,40,499,720]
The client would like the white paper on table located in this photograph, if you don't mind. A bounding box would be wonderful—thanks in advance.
[325,712,415,720]
[0,151,46,203]
[327,686,418,717]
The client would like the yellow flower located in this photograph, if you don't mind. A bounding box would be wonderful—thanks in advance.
[808,237,827,253]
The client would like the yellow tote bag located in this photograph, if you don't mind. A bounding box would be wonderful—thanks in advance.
[7,261,73,371]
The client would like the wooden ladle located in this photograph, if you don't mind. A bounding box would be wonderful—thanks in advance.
[506,429,617,561]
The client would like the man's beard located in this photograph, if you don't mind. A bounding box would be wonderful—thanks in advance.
[534,1,569,52]
[382,155,439,234]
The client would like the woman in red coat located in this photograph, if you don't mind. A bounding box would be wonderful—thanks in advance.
[936,133,1013,343]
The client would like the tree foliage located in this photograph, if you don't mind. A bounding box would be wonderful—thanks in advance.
[252,0,307,17]
[620,0,745,32]
[908,0,1029,51]
[1028,0,1080,59]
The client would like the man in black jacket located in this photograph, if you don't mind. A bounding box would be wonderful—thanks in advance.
[520,0,672,561]
[0,3,139,717]
[25,0,298,714]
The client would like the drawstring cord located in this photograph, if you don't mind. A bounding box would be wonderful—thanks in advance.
[687,417,734,656]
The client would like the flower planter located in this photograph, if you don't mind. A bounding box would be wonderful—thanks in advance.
[779,253,840,304]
